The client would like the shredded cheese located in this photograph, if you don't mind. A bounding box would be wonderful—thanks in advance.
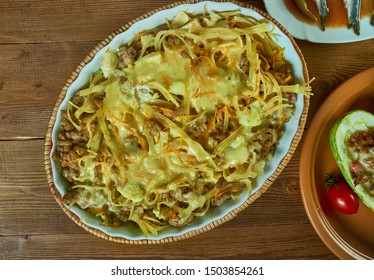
[55,9,312,237]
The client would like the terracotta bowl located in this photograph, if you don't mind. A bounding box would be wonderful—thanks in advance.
[300,67,374,259]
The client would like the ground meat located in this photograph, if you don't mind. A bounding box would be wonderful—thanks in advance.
[62,188,80,204]
[347,129,374,152]
[283,92,297,104]
[351,158,373,185]
[71,94,85,106]
[65,130,89,143]
[239,56,249,73]
[92,91,106,108]
[167,35,182,46]
[186,121,208,144]
[53,104,94,183]
[181,50,189,58]
[95,204,131,226]
[210,178,239,207]
[60,150,79,165]
[146,119,163,137]
[118,47,138,69]
[60,110,75,131]
[364,157,374,169]
[352,172,370,185]
[253,127,278,160]
[270,70,291,85]
[62,167,78,182]
[56,139,72,153]
[168,215,194,228]
[211,192,231,207]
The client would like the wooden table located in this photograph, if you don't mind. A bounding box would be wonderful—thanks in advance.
[1,0,373,260]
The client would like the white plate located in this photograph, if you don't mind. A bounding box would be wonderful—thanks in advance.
[263,0,374,43]
[47,0,309,243]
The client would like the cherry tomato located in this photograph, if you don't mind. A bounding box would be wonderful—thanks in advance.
[325,175,359,215]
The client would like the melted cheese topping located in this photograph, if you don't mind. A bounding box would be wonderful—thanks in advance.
[57,10,312,236]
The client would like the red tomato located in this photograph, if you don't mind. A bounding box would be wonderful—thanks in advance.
[325,176,359,215]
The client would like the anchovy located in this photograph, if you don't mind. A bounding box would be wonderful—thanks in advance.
[295,0,317,21]
[313,0,329,31]
[343,0,362,35]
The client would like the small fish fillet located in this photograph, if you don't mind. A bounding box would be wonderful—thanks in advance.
[313,0,329,31]
[343,0,362,35]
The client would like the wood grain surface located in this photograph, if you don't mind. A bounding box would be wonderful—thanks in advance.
[1,0,373,259]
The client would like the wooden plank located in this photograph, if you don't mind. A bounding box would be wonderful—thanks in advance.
[0,0,264,44]
[0,139,309,234]
[0,139,78,236]
[0,139,45,187]
[0,42,97,139]
[0,224,335,259]
[0,139,336,260]
[0,0,172,44]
